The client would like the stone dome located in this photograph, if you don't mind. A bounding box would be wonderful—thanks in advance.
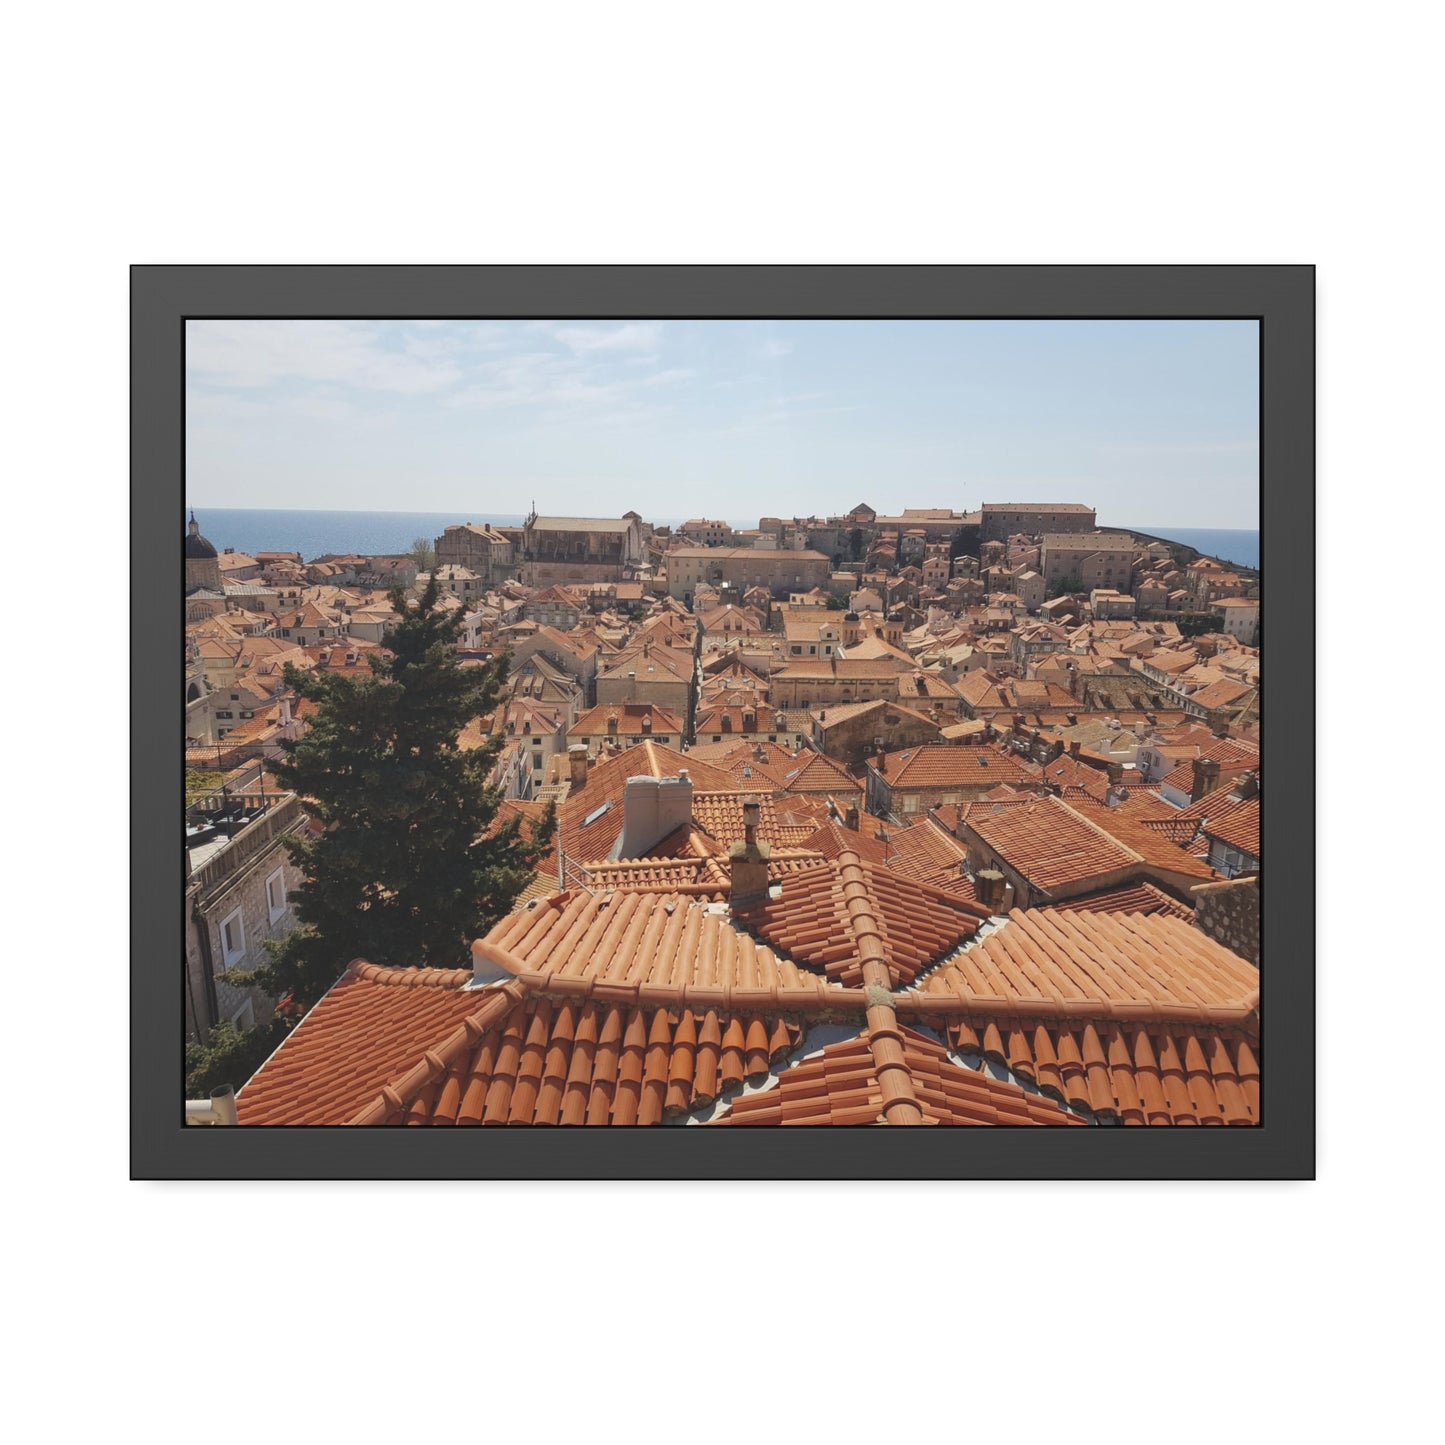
[186,512,218,560]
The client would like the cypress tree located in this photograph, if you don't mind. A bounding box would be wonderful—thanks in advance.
[247,575,555,1010]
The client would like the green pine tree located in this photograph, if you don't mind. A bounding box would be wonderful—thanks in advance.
[244,575,554,1011]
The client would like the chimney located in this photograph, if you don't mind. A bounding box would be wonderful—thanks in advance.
[568,744,589,788]
[1211,715,1231,738]
[728,795,772,907]
[1234,769,1259,800]
[974,868,1007,912]
[1070,740,1081,759]
[845,805,860,831]
[616,772,694,859]
[1191,755,1222,802]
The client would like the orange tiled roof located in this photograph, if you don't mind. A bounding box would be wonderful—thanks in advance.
[1045,880,1196,922]
[873,743,1041,789]
[573,849,826,898]
[557,743,737,862]
[238,965,808,1126]
[733,854,989,987]
[1200,793,1260,858]
[798,819,893,866]
[910,908,1259,1123]
[917,908,1257,1018]
[1065,794,1219,883]
[962,795,1141,893]
[719,1026,1080,1126]
[689,790,831,849]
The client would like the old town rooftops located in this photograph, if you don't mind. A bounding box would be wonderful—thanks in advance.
[962,794,1141,892]
[871,743,1041,788]
[236,869,1258,1127]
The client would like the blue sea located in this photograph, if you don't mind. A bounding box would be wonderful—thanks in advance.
[1126,527,1259,570]
[186,508,1260,571]
[186,508,531,562]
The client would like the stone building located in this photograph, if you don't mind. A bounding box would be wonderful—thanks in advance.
[677,518,733,546]
[519,511,645,585]
[434,522,516,584]
[666,546,830,601]
[1039,532,1136,589]
[185,512,222,594]
[810,698,942,768]
[981,502,1097,541]
[185,779,309,1042]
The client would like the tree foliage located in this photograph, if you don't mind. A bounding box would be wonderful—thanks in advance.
[847,527,867,561]
[186,1017,289,1097]
[408,537,437,572]
[186,769,225,806]
[245,575,555,1010]
[949,524,980,561]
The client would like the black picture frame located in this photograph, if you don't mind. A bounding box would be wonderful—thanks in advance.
[135,264,1313,1180]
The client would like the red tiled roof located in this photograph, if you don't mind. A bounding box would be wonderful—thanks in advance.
[689,790,832,849]
[881,818,977,897]
[873,743,1040,789]
[1065,794,1219,884]
[962,795,1141,893]
[719,1027,1080,1126]
[481,889,841,999]
[236,964,511,1125]
[558,743,736,862]
[918,908,1258,1018]
[1045,881,1196,922]
[1201,794,1260,858]
[733,854,988,987]
[910,908,1260,1123]
[573,849,826,898]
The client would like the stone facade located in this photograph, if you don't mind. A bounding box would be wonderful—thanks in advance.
[1039,533,1136,589]
[520,513,645,584]
[981,503,1096,541]
[1193,875,1261,968]
[666,547,830,601]
[811,699,941,768]
[184,793,309,1042]
[434,523,516,583]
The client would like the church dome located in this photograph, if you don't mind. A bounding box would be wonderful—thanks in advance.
[186,512,218,560]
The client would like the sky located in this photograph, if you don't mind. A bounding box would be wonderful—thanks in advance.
[185,319,1258,529]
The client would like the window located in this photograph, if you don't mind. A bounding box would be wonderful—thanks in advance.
[266,868,287,923]
[220,907,246,966]
[230,997,255,1031]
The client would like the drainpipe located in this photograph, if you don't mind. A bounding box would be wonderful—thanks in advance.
[191,905,219,1037]
[185,1084,238,1125]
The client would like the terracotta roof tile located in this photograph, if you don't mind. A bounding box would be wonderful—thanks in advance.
[734,851,989,988]
[1045,881,1196,922]
[961,795,1142,894]
[719,1026,1080,1126]
[873,743,1042,789]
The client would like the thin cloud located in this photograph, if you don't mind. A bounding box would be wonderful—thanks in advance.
[549,323,663,355]
[186,320,462,395]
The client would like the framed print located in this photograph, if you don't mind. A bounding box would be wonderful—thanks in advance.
[133,264,1313,1179]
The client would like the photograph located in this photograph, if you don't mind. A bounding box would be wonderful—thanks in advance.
[169,298,1277,1145]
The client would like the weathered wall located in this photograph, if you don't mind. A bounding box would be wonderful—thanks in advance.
[1193,875,1261,967]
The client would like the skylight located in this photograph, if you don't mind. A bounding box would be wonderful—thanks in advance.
[581,801,612,828]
